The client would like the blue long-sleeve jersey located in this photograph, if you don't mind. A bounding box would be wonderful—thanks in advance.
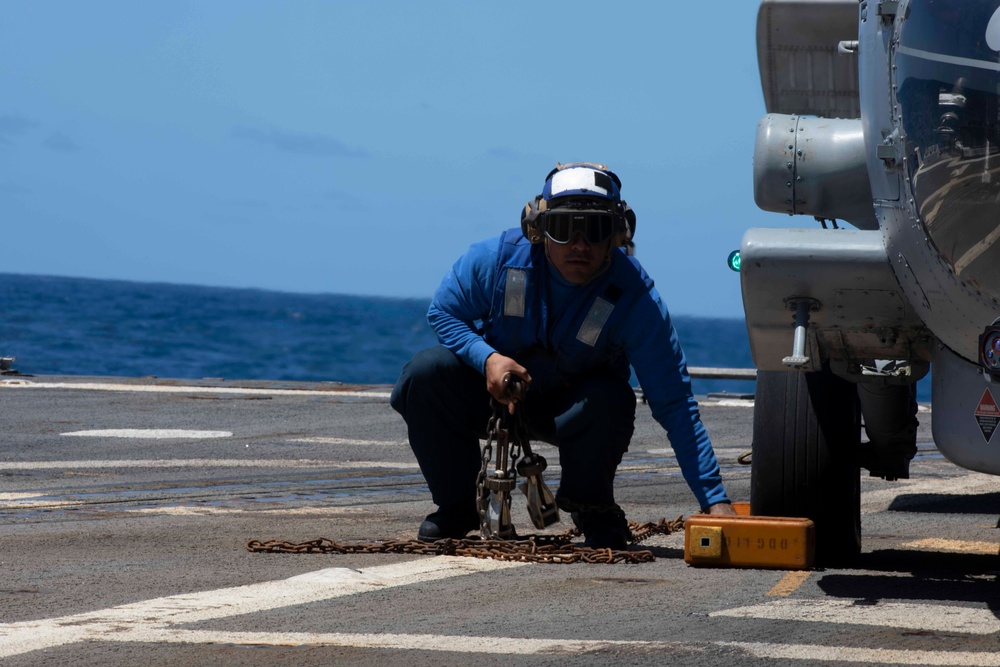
[427,231,730,510]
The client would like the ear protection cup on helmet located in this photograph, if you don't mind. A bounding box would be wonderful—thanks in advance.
[520,195,548,244]
[622,203,636,242]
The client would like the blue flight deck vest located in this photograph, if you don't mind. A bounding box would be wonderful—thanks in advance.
[481,229,654,392]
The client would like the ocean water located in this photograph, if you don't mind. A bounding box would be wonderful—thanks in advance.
[0,273,757,396]
[0,272,882,399]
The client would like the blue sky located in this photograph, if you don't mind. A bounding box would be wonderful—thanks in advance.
[0,1,794,318]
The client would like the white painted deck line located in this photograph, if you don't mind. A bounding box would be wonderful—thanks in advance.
[0,379,931,415]
[94,628,686,655]
[0,500,376,515]
[711,599,1000,635]
[0,557,526,659]
[126,505,367,516]
[902,537,1000,555]
[694,399,931,413]
[722,641,1000,666]
[0,379,391,399]
[0,459,419,471]
[861,472,1000,513]
[288,437,407,446]
[2,557,997,662]
[61,429,233,438]
[700,398,754,408]
[31,629,1000,663]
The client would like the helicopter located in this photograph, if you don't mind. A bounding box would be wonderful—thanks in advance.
[742,0,1000,564]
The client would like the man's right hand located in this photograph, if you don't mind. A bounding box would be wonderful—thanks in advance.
[485,353,532,414]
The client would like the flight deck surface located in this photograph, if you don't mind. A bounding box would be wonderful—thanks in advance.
[2,375,998,666]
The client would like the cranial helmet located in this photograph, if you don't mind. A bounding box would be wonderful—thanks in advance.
[521,162,637,250]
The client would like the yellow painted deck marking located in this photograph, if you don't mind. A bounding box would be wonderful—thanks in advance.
[902,537,1000,555]
[767,570,811,597]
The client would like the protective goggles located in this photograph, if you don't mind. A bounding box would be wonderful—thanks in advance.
[541,210,618,245]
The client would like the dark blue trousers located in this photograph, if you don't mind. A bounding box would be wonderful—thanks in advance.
[390,346,636,511]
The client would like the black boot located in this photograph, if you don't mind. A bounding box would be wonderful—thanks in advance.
[570,506,630,550]
[417,503,479,542]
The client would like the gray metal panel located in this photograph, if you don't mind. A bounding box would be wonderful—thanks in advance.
[753,114,877,229]
[757,0,861,118]
[932,344,1000,475]
[858,0,900,201]
[741,227,929,371]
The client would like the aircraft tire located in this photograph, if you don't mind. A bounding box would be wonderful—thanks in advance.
[750,367,862,565]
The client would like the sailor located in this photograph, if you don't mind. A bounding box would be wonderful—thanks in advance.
[391,162,736,549]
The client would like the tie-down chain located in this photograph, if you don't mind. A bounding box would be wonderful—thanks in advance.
[247,375,686,563]
[477,375,560,540]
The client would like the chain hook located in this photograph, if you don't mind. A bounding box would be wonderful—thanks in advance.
[477,375,562,537]
[516,452,560,529]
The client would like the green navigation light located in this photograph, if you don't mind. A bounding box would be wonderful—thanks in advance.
[727,250,741,273]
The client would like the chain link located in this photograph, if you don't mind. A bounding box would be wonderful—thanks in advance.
[477,376,533,539]
[247,516,685,565]
[248,376,690,564]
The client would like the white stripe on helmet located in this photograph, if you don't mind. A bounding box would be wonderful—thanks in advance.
[549,167,608,198]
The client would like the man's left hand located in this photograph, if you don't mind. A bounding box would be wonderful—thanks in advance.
[705,502,737,516]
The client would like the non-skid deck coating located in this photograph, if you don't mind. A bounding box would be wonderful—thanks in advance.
[3,375,1000,667]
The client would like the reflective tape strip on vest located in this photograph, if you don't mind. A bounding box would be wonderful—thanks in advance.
[504,269,527,317]
[576,296,615,347]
